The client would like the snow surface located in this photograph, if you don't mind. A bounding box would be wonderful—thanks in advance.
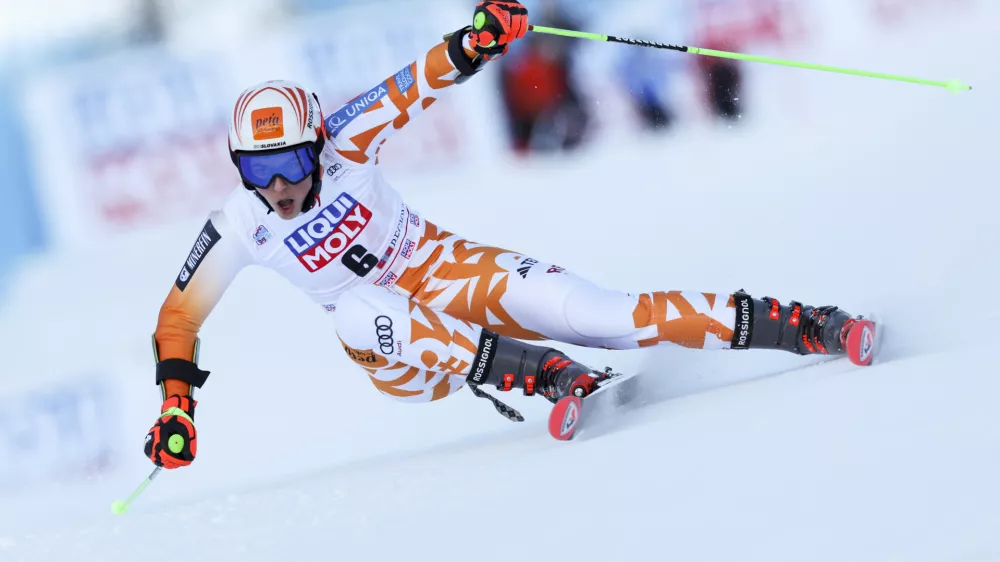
[11,350,1000,562]
[2,2,999,561]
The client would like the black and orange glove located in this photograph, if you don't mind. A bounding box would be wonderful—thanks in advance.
[144,394,198,469]
[470,1,529,60]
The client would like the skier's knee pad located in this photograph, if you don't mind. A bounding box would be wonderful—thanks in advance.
[563,282,645,340]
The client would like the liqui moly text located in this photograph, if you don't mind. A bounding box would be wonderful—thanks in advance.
[284,193,372,272]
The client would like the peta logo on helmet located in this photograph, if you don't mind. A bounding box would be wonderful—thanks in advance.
[284,193,372,272]
[251,107,284,141]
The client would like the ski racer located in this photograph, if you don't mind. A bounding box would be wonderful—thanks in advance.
[145,1,876,468]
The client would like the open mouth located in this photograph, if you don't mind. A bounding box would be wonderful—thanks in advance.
[277,198,295,213]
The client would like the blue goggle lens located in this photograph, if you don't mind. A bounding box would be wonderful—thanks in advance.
[237,145,317,189]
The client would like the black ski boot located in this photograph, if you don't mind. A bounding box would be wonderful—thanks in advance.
[464,330,613,420]
[731,290,859,356]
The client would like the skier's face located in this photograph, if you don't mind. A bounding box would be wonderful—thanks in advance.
[257,176,312,219]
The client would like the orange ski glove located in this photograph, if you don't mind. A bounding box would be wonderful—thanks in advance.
[144,394,198,469]
[470,1,529,60]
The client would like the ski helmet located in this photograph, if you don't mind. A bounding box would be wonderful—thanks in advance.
[228,80,326,214]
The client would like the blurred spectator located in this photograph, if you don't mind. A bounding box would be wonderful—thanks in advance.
[138,0,294,52]
[498,0,589,154]
[128,0,167,44]
[692,0,752,122]
[690,0,804,122]
[616,37,684,131]
[695,45,744,121]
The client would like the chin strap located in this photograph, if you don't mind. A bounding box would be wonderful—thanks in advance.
[300,172,323,212]
[252,190,275,214]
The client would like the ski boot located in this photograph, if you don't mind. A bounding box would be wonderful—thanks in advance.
[464,329,615,421]
[732,291,877,366]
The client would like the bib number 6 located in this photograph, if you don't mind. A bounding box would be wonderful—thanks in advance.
[342,244,378,277]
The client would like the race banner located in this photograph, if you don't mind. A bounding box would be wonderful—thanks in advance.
[18,1,492,250]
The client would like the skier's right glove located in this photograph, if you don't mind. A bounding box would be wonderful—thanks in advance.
[144,394,198,469]
[470,1,529,60]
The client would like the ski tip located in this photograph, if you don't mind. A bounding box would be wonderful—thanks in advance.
[548,396,583,441]
[846,319,877,367]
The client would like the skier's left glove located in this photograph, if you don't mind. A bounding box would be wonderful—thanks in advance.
[470,1,529,60]
[144,394,198,469]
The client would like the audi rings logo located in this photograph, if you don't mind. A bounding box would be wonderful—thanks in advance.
[375,315,394,354]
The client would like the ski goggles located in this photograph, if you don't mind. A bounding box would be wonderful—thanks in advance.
[236,144,318,189]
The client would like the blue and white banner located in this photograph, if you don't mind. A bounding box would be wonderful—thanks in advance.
[0,377,119,491]
[18,0,493,250]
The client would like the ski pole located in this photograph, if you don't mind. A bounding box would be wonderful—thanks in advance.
[527,25,971,93]
[111,467,162,515]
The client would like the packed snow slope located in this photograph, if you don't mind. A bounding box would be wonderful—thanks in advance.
[2,5,999,562]
[13,350,1000,562]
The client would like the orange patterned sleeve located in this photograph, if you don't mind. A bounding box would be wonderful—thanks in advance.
[324,32,483,166]
[154,213,251,395]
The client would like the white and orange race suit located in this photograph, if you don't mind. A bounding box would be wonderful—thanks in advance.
[155,34,738,402]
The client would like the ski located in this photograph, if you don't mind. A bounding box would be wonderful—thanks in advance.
[845,316,880,367]
[548,370,641,441]
[548,316,883,441]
